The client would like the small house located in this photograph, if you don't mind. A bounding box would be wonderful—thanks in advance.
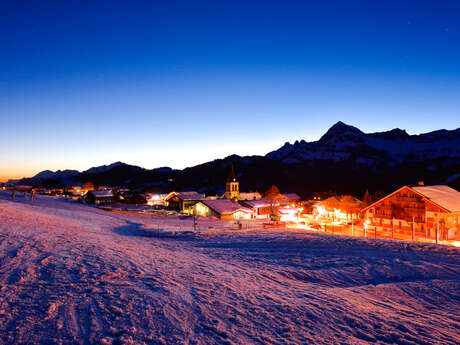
[84,190,114,205]
[192,199,253,220]
[165,191,205,213]
[239,199,280,219]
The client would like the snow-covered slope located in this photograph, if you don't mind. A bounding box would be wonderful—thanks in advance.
[0,191,459,344]
[267,121,460,165]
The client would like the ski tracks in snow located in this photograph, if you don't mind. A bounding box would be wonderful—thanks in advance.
[0,193,459,344]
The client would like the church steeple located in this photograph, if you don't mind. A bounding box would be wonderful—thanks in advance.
[225,164,240,200]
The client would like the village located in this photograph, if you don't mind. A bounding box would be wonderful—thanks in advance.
[3,165,460,246]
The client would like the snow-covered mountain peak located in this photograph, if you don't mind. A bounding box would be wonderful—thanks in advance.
[266,122,460,164]
[318,121,364,144]
[369,128,409,140]
[82,162,126,175]
[33,169,79,180]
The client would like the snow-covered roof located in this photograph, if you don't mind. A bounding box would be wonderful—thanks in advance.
[242,199,280,208]
[178,192,205,200]
[412,185,460,213]
[89,190,114,198]
[14,185,34,191]
[202,199,253,215]
[239,192,262,200]
[165,191,205,201]
[146,193,168,200]
[282,193,301,200]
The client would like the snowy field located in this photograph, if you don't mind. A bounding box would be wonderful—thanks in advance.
[0,191,459,345]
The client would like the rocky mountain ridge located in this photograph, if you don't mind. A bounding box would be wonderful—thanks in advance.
[13,122,460,197]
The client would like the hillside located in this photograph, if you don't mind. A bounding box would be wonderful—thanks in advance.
[0,192,459,344]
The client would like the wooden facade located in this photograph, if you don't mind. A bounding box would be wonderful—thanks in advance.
[165,192,205,213]
[363,186,460,241]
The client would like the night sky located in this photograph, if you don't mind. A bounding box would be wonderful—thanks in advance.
[1,1,460,180]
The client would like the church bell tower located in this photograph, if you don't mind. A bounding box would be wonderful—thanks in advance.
[225,164,240,200]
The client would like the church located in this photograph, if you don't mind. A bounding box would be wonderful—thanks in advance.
[191,165,260,219]
[224,164,240,200]
[223,165,262,201]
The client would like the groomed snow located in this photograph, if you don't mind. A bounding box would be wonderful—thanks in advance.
[0,191,459,344]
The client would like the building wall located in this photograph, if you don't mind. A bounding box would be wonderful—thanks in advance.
[167,196,181,211]
[192,202,219,218]
[369,186,427,223]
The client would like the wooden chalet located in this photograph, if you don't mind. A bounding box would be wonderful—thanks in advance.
[165,191,205,213]
[192,199,253,220]
[362,185,460,241]
[84,190,114,205]
[239,199,281,219]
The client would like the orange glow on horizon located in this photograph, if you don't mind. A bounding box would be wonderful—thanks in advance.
[0,175,23,183]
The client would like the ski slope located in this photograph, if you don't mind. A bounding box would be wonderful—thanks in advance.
[0,191,459,344]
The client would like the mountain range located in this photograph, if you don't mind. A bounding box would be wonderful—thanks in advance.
[13,122,460,198]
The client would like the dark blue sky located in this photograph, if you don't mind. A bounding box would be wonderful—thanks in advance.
[1,1,459,179]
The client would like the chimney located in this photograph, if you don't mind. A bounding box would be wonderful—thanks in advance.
[418,181,425,186]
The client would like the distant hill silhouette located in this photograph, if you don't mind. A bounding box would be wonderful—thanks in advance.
[17,122,460,198]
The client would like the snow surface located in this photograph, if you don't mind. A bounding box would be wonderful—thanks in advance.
[0,191,459,344]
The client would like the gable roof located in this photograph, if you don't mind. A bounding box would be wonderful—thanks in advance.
[178,192,205,200]
[412,185,460,213]
[89,190,114,198]
[201,199,253,215]
[282,193,301,200]
[239,192,262,200]
[241,199,280,208]
[362,185,460,213]
[165,191,205,201]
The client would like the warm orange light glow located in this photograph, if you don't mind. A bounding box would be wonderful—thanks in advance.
[279,206,304,224]
[333,208,347,220]
[315,205,327,216]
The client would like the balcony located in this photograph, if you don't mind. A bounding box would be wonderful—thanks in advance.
[395,196,421,202]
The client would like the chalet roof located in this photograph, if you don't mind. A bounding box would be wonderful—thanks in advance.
[202,199,252,215]
[362,185,460,213]
[412,185,460,213]
[165,191,205,201]
[239,192,262,200]
[282,193,301,200]
[178,192,205,200]
[242,199,280,208]
[89,190,114,198]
